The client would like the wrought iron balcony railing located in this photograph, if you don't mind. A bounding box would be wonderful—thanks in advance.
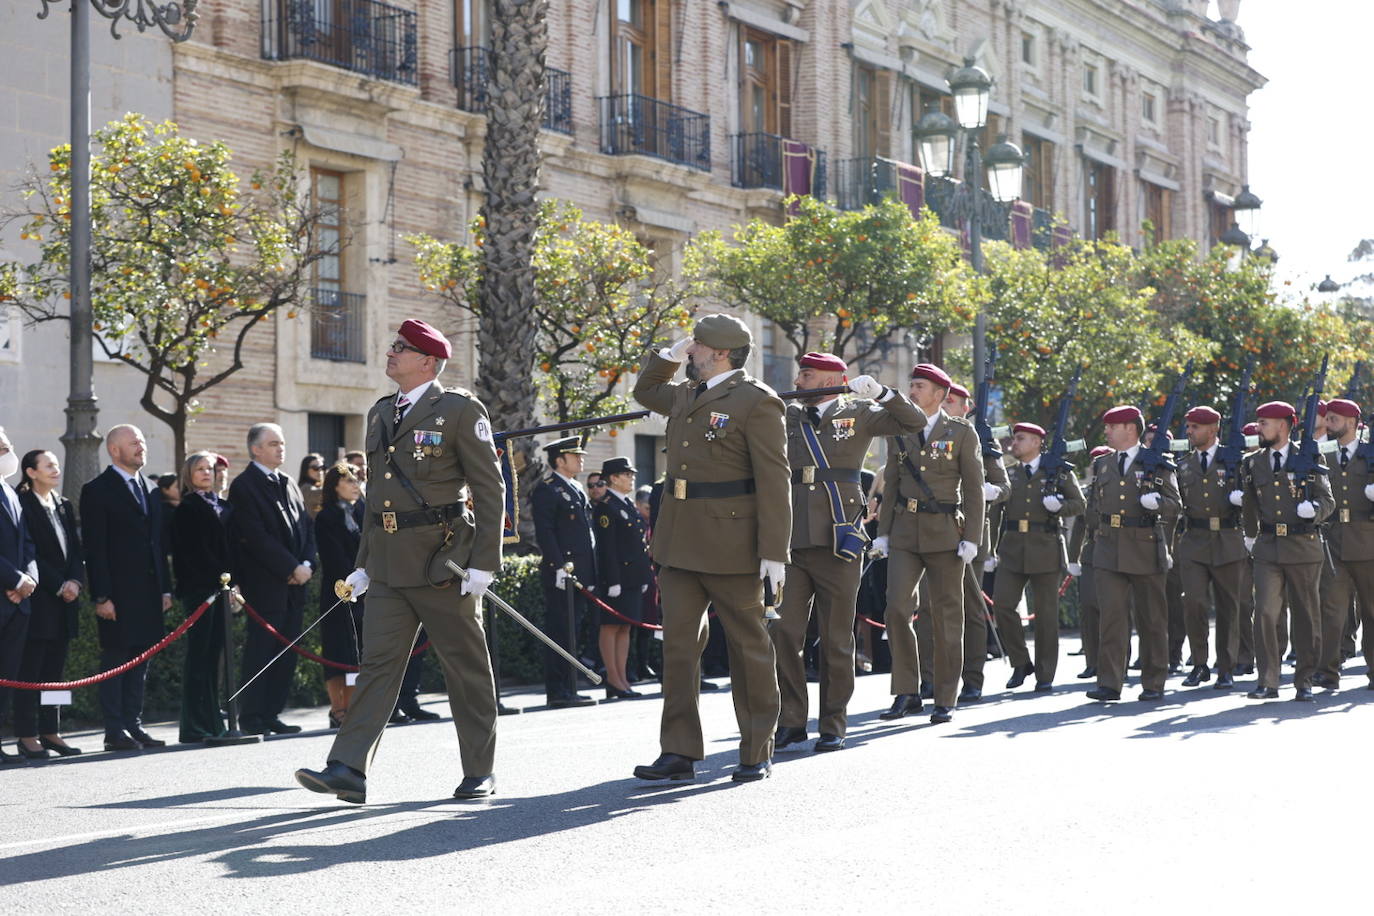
[450,47,572,134]
[730,132,827,199]
[310,288,366,363]
[543,67,573,135]
[598,94,711,171]
[263,0,417,86]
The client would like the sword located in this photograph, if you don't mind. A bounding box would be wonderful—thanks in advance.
[444,560,602,685]
[230,581,354,703]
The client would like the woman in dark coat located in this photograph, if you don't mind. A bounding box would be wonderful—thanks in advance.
[14,450,86,758]
[172,451,233,743]
[314,461,365,728]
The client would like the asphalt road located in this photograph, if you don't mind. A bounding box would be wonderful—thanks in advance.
[3,639,1371,914]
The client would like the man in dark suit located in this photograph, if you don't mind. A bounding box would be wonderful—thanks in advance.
[228,422,316,735]
[80,424,172,751]
[531,436,598,708]
[1,428,38,763]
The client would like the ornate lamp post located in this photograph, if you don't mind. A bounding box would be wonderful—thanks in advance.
[35,0,199,499]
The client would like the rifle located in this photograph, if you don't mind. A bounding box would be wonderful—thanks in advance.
[1137,360,1194,486]
[1213,358,1254,491]
[1039,365,1082,497]
[1344,360,1364,401]
[1285,355,1329,486]
[973,345,1002,459]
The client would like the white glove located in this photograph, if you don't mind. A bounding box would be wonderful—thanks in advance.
[554,568,568,590]
[649,412,669,425]
[1139,492,1161,511]
[641,583,648,593]
[1296,500,1316,519]
[982,482,1002,501]
[344,568,370,598]
[1042,494,1064,513]
[984,555,999,572]
[1067,562,1082,577]
[1244,536,1256,553]
[956,541,978,564]
[663,338,691,362]
[607,584,622,598]
[461,568,494,598]
[1365,483,1374,501]
[870,535,890,558]
[1228,490,1245,507]
[759,559,787,589]
[848,374,884,400]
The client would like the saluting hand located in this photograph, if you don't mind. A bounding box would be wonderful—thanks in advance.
[848,375,884,400]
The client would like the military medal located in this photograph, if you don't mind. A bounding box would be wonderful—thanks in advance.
[435,416,445,426]
[413,429,443,461]
[832,417,856,440]
[705,412,730,441]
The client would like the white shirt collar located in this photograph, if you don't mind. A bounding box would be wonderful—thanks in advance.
[814,396,841,418]
[554,471,585,496]
[1198,442,1218,461]
[703,368,742,391]
[611,488,636,506]
[111,464,143,485]
[1023,456,1041,475]
[33,488,58,510]
[252,460,281,480]
[923,409,943,438]
[1118,444,1140,463]
[398,380,434,406]
[1269,443,1290,462]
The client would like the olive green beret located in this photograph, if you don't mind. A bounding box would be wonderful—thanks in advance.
[692,313,752,350]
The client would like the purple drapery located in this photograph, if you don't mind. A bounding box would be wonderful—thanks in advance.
[783,140,817,214]
[1050,224,1073,268]
[892,159,924,218]
[1011,201,1033,249]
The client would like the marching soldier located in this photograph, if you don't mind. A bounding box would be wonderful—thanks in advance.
[296,319,504,803]
[990,422,1085,692]
[593,456,652,700]
[1241,401,1334,700]
[531,437,599,708]
[871,364,984,724]
[1084,406,1180,702]
[1068,445,1114,679]
[1315,398,1374,689]
[771,352,923,754]
[631,314,791,783]
[1174,406,1248,690]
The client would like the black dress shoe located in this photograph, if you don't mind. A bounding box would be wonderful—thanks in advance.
[878,694,923,720]
[1033,682,1053,693]
[731,760,772,782]
[1311,673,1338,690]
[1214,671,1235,690]
[633,753,695,781]
[548,693,596,709]
[1006,662,1035,689]
[919,681,934,700]
[1138,688,1165,701]
[1247,686,1279,699]
[813,734,844,753]
[1086,687,1121,701]
[453,774,496,798]
[1181,664,1211,687]
[1293,686,1314,702]
[957,686,983,703]
[1128,657,1142,671]
[1076,666,1097,680]
[295,761,366,804]
[1168,662,1182,675]
[267,719,302,735]
[39,737,82,757]
[388,708,412,724]
[699,679,721,691]
[16,740,49,760]
[128,729,166,748]
[239,718,269,735]
[929,706,953,724]
[774,726,808,749]
[400,704,441,721]
[104,732,141,752]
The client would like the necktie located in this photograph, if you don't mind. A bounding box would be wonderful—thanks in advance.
[1023,464,1033,481]
[1199,452,1208,473]
[129,477,147,515]
[693,382,707,400]
[1340,447,1349,470]
[1273,451,1282,474]
[394,393,411,426]
[806,405,822,429]
[1118,453,1127,477]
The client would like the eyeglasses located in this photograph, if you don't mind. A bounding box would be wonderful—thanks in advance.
[589,482,607,488]
[389,341,424,355]
[309,464,323,471]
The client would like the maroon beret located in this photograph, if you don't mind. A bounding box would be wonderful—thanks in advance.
[1317,399,1328,417]
[910,363,952,389]
[948,382,970,400]
[1185,405,1221,425]
[212,453,229,469]
[1242,422,1259,436]
[798,352,847,374]
[1090,445,1114,459]
[1256,401,1297,423]
[1102,405,1144,426]
[1013,422,1046,438]
[398,319,452,359]
[1326,398,1361,419]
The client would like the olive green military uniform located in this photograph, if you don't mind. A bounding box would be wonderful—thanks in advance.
[879,411,985,709]
[329,381,505,779]
[991,458,1085,685]
[1067,510,1102,669]
[1086,448,1181,693]
[774,392,924,737]
[1241,446,1335,690]
[633,353,791,767]
[1317,441,1374,685]
[1175,447,1249,674]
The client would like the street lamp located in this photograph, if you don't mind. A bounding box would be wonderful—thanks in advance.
[913,106,958,179]
[1232,184,1262,240]
[35,0,199,500]
[1317,275,1341,293]
[947,57,992,132]
[984,136,1028,204]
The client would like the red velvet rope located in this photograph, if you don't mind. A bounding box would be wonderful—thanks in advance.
[572,581,663,631]
[240,600,430,671]
[0,594,216,690]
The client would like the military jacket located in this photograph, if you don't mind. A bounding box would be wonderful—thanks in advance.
[531,474,598,585]
[633,354,791,574]
[877,410,985,554]
[1175,448,1248,566]
[997,460,1085,575]
[593,491,652,592]
[1242,447,1335,565]
[784,392,924,550]
[977,454,1010,562]
[358,381,505,586]
[1326,443,1374,562]
[1086,449,1180,576]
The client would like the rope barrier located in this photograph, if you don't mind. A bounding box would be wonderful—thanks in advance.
[0,593,217,690]
[571,581,663,631]
[240,600,430,671]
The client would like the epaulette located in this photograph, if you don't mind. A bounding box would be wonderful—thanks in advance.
[442,385,474,400]
[946,415,972,427]
[745,376,780,398]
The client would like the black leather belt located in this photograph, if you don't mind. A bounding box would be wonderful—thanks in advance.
[1099,513,1155,528]
[1002,518,1061,534]
[1186,516,1238,530]
[791,467,862,485]
[664,477,756,500]
[374,502,465,533]
[1260,521,1317,536]
[899,498,957,515]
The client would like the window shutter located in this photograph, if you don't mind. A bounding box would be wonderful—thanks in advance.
[653,0,672,101]
[777,39,793,139]
[875,70,892,157]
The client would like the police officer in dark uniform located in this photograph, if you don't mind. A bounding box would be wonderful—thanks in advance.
[531,437,599,708]
[593,456,652,700]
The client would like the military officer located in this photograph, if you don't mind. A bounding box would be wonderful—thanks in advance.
[531,436,599,708]
[990,422,1085,692]
[871,363,984,724]
[1241,401,1334,700]
[1084,406,1181,702]
[295,319,504,803]
[771,351,923,754]
[593,455,652,700]
[631,314,791,783]
[1067,445,1114,679]
[1315,398,1374,690]
[1174,405,1249,690]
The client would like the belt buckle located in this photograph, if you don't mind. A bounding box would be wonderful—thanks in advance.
[1275,523,1288,537]
[382,511,398,534]
[1209,517,1221,531]
[802,466,815,484]
[1110,514,1122,528]
[1340,508,1350,523]
[1017,519,1029,533]
[906,498,920,514]
[673,478,687,500]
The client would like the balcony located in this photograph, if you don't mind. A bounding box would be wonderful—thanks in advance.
[309,288,366,363]
[730,132,827,199]
[599,94,711,171]
[263,0,417,86]
[449,46,573,134]
[832,156,925,215]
